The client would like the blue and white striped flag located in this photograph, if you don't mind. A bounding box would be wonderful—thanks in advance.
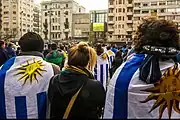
[103,54,180,119]
[0,56,54,119]
[106,50,115,69]
[94,53,109,90]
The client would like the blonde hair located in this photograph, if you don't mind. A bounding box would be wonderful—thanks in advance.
[67,42,97,71]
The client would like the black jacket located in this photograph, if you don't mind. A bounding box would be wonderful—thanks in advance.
[48,67,105,119]
[0,48,9,66]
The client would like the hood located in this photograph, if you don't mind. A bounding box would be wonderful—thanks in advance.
[53,67,94,96]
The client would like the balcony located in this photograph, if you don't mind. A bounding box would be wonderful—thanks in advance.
[63,29,70,32]
[127,11,133,15]
[108,28,114,32]
[108,13,114,16]
[126,28,133,32]
[109,4,114,8]
[127,4,133,7]
[108,21,114,24]
[127,20,133,23]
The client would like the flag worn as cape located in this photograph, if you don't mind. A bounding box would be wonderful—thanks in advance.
[94,53,109,90]
[0,56,54,119]
[103,54,180,119]
[106,50,115,69]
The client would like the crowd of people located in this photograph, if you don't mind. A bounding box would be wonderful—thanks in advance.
[0,17,180,119]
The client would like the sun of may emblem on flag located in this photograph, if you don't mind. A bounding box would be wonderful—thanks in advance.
[15,58,47,85]
[140,64,180,119]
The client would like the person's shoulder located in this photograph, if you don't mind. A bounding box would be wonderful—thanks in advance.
[86,79,104,89]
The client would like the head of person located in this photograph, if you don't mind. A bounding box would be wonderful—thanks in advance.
[106,45,111,50]
[51,43,57,50]
[8,42,13,48]
[134,17,179,54]
[18,32,44,53]
[123,44,127,48]
[96,43,104,56]
[0,40,5,49]
[134,17,180,84]
[115,50,122,58]
[68,42,97,71]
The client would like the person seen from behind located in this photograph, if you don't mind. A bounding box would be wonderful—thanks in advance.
[5,42,16,58]
[0,40,9,66]
[48,42,105,119]
[109,50,123,78]
[94,43,109,90]
[46,43,65,69]
[103,17,180,119]
[0,32,60,119]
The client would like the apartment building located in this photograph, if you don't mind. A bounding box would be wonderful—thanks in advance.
[33,4,42,36]
[108,0,133,42]
[1,0,35,41]
[133,0,180,31]
[72,13,90,41]
[108,0,180,43]
[41,0,86,42]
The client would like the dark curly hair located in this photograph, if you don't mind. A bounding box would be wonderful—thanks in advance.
[134,17,180,53]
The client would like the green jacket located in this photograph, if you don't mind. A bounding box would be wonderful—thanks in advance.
[45,50,65,66]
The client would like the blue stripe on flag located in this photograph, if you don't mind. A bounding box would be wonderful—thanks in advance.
[94,64,97,80]
[37,92,47,119]
[100,65,104,84]
[106,64,108,80]
[15,96,27,119]
[113,54,145,119]
[0,57,15,119]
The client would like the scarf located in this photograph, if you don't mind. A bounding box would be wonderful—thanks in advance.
[139,45,178,84]
[64,65,94,79]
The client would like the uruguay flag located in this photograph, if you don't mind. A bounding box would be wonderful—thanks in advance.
[106,50,115,69]
[94,53,109,90]
[0,56,54,119]
[103,54,180,119]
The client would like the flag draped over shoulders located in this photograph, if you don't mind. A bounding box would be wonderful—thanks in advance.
[106,50,115,69]
[94,53,109,90]
[0,56,54,119]
[103,54,180,119]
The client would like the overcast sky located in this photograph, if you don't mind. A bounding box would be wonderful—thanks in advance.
[35,0,108,11]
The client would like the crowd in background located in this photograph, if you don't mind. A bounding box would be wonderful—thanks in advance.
[0,17,180,119]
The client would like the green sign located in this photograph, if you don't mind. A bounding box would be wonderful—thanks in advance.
[93,23,104,32]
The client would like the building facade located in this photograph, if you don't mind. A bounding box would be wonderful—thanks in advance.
[108,0,180,43]
[33,4,42,36]
[1,0,35,41]
[90,10,108,43]
[72,13,90,41]
[41,0,86,42]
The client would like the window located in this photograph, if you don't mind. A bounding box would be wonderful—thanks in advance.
[58,11,60,16]
[119,8,121,12]
[159,2,166,5]
[53,26,55,30]
[160,9,165,13]
[134,3,140,7]
[122,16,124,21]
[167,15,175,20]
[167,1,176,5]
[118,16,121,21]
[159,16,165,19]
[134,10,140,14]
[45,12,47,16]
[142,10,149,14]
[45,5,47,9]
[66,4,68,8]
[45,19,47,23]
[122,24,124,28]
[119,0,122,4]
[143,3,148,6]
[123,8,125,13]
[52,18,55,23]
[134,17,140,21]
[118,24,121,28]
[4,11,9,14]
